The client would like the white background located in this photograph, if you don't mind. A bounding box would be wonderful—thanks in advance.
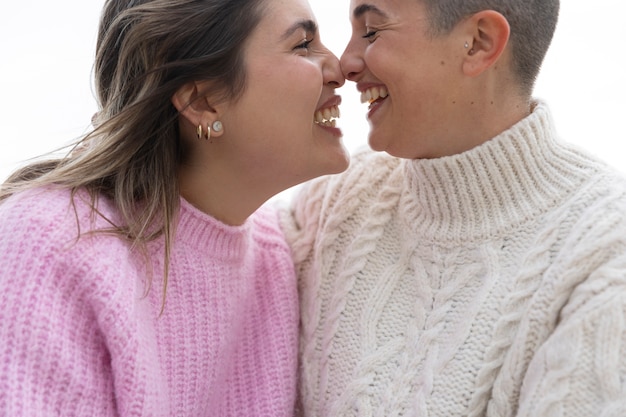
[1,0,625,187]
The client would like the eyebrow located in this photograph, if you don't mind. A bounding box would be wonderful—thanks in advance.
[353,4,389,19]
[281,19,318,40]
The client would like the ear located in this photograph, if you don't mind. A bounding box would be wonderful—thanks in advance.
[462,10,510,77]
[171,82,224,138]
[171,81,203,125]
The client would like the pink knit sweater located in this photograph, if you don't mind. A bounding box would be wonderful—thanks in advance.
[0,187,298,416]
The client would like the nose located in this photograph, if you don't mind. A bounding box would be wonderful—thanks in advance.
[340,36,364,81]
[323,50,346,89]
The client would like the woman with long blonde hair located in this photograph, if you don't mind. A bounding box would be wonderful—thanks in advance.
[0,0,348,414]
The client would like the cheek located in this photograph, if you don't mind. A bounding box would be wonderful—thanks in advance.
[247,76,322,148]
[277,67,323,120]
[366,39,422,83]
[364,46,404,94]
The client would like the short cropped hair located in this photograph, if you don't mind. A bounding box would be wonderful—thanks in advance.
[423,0,559,94]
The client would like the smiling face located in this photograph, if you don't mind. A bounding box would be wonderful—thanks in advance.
[341,0,472,159]
[173,0,350,224]
[216,0,349,191]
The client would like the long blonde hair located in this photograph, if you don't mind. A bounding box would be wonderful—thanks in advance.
[0,0,265,306]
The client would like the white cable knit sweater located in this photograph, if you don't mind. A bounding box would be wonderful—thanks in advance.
[282,101,626,417]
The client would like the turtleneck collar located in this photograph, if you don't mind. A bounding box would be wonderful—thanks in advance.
[401,100,604,243]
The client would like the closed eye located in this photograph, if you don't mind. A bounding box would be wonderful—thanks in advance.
[294,38,314,50]
[362,30,378,43]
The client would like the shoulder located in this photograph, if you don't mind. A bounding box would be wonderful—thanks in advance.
[1,186,73,218]
[544,166,626,297]
[0,187,142,346]
[1,186,126,250]
[279,148,403,262]
[0,187,83,246]
[250,203,292,252]
[0,186,138,292]
[1,186,121,232]
[564,166,626,230]
[301,148,401,221]
[293,147,400,218]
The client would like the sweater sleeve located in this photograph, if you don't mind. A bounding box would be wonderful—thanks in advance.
[0,216,112,414]
[0,191,154,416]
[515,254,626,417]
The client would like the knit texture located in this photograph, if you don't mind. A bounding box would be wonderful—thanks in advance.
[283,101,626,417]
[0,187,299,416]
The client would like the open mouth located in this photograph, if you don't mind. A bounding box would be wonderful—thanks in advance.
[314,104,340,128]
[360,86,389,109]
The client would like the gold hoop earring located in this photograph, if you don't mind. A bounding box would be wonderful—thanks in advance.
[197,123,211,140]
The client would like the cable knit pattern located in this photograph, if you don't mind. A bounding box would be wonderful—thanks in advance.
[282,101,626,416]
[0,187,298,416]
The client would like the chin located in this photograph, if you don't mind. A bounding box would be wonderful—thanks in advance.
[369,129,422,159]
[329,145,351,173]
[368,131,389,153]
[311,147,351,179]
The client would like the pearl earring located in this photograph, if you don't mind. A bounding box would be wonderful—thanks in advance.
[212,120,223,133]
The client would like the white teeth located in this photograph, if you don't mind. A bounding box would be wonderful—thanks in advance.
[314,105,340,127]
[360,86,389,104]
[361,89,372,104]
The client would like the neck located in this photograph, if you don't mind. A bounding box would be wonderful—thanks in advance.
[178,161,271,226]
[402,100,602,242]
[459,82,532,154]
[443,64,533,157]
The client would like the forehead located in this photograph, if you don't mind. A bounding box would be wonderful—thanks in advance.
[259,0,316,29]
[348,0,421,20]
[243,0,318,53]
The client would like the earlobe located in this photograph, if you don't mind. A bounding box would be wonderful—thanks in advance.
[462,10,510,77]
